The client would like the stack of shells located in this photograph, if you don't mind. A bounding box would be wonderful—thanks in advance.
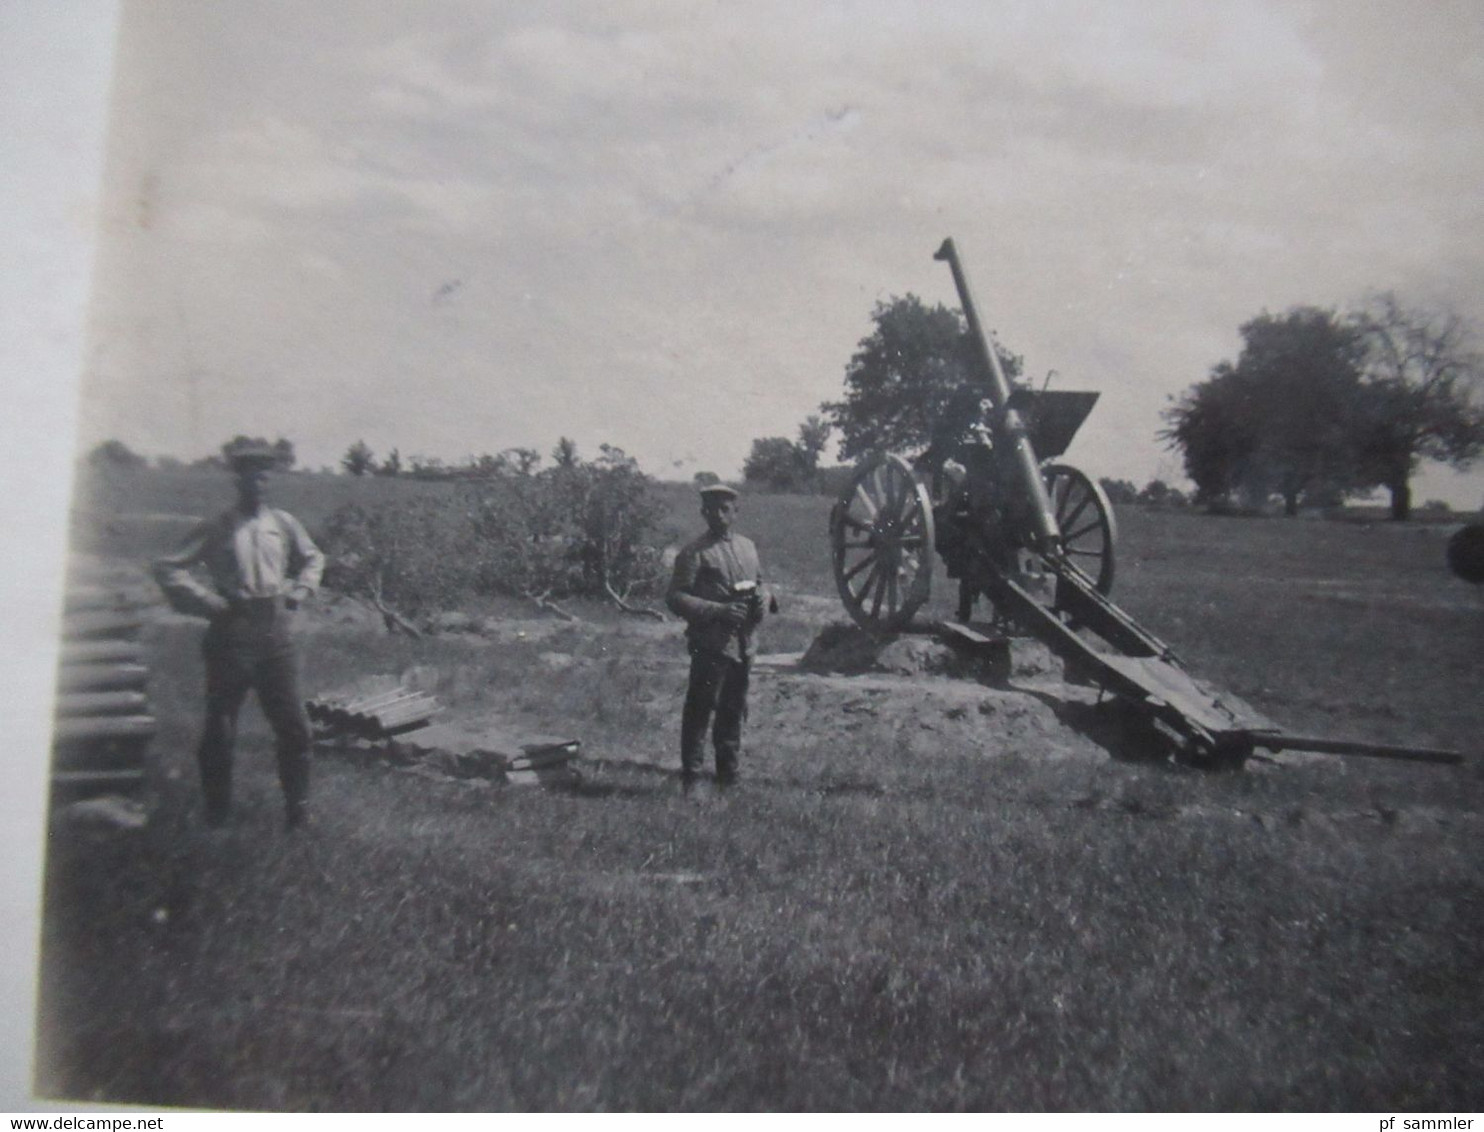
[305,687,442,739]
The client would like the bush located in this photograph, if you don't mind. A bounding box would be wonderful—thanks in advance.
[320,443,668,616]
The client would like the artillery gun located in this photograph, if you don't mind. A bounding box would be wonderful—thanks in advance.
[828,238,1464,769]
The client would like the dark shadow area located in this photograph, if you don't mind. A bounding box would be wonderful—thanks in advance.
[1013,685,1181,768]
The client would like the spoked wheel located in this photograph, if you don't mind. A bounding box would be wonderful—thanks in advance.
[1043,463,1116,594]
[830,454,936,633]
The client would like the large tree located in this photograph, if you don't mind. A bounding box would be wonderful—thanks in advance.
[1349,293,1484,520]
[1161,361,1258,506]
[1163,307,1369,515]
[822,294,1021,463]
[743,436,808,491]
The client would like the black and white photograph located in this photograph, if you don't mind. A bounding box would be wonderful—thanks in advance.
[12,0,1484,1113]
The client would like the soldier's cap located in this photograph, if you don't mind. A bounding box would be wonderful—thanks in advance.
[224,440,280,469]
[698,483,739,502]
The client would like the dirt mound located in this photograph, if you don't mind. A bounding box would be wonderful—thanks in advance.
[801,622,992,679]
[799,622,1064,683]
[747,668,1104,768]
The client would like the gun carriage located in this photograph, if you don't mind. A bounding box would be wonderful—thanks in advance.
[828,239,1463,769]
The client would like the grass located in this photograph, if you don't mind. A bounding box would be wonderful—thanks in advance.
[34,471,1484,1111]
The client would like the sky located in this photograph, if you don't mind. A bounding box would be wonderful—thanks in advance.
[77,0,1484,505]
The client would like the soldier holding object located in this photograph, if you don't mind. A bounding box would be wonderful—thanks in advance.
[665,484,768,793]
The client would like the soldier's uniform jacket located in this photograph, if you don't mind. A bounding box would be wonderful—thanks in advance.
[666,531,763,661]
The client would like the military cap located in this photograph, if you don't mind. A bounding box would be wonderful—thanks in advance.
[698,483,739,501]
[224,439,280,469]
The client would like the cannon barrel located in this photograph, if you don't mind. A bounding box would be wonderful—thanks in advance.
[934,238,1062,552]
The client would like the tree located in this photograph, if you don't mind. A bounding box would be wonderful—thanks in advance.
[822,294,1022,463]
[272,437,296,470]
[552,437,579,469]
[743,436,808,491]
[1138,479,1171,506]
[1349,293,1484,520]
[796,415,831,474]
[495,447,542,477]
[342,439,375,476]
[375,448,402,477]
[87,439,147,470]
[1098,477,1139,505]
[1163,308,1369,514]
[693,470,721,487]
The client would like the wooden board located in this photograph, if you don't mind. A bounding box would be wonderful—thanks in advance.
[1096,654,1274,736]
[56,662,150,692]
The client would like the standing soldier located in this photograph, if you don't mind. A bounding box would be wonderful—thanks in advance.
[153,440,325,829]
[666,484,766,793]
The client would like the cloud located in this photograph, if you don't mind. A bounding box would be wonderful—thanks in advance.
[79,1,1484,506]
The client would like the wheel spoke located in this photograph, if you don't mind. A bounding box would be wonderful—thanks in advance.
[886,572,900,615]
[850,560,881,606]
[892,471,915,525]
[1048,479,1068,513]
[880,467,899,518]
[843,552,878,584]
[853,481,879,519]
[1059,493,1092,531]
[1064,518,1104,542]
[869,572,887,620]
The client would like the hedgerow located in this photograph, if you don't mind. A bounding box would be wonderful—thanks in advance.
[320,444,668,619]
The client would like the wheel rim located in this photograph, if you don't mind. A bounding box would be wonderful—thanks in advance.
[830,455,935,632]
[1043,463,1116,594]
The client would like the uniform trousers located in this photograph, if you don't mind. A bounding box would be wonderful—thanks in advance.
[197,598,311,821]
[680,650,750,784]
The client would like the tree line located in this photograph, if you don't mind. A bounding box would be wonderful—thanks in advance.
[747,290,1482,518]
[1163,294,1481,518]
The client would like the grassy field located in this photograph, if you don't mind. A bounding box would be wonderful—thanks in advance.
[35,468,1484,1111]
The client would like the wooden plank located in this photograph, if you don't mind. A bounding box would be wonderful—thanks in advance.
[61,640,147,665]
[505,764,579,787]
[57,662,150,692]
[63,609,145,640]
[1096,654,1273,735]
[50,768,147,788]
[51,734,151,771]
[63,586,148,613]
[508,741,582,770]
[56,691,150,716]
[51,715,156,742]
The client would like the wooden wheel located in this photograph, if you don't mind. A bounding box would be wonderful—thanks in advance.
[830,455,935,632]
[1043,463,1116,594]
